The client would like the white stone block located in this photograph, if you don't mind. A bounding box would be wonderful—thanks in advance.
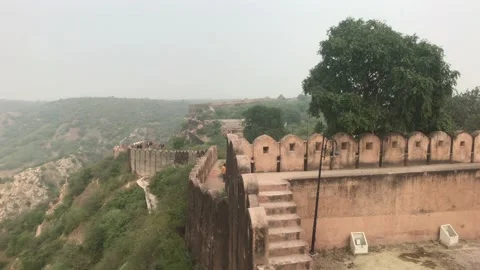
[350,232,368,255]
[439,224,459,247]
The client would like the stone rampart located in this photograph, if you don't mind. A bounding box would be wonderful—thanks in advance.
[226,134,269,270]
[127,148,205,177]
[225,130,480,262]
[185,146,229,270]
[238,131,480,173]
[288,163,480,249]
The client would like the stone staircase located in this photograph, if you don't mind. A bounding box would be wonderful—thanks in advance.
[258,179,312,270]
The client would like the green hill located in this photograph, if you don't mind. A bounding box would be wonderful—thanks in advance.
[0,97,190,172]
[0,153,193,270]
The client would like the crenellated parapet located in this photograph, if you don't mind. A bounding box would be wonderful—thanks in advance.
[227,131,480,173]
[127,147,206,177]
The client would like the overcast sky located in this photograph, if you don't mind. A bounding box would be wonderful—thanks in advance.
[0,1,479,101]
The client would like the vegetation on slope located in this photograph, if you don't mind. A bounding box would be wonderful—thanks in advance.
[194,95,325,142]
[0,97,190,171]
[0,153,194,270]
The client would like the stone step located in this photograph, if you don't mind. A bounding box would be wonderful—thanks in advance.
[268,226,303,242]
[258,190,293,203]
[260,201,297,215]
[258,179,290,192]
[269,240,308,257]
[267,214,301,228]
[269,254,312,270]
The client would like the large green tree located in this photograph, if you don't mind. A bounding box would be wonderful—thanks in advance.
[303,18,460,135]
[446,87,480,131]
[243,105,286,142]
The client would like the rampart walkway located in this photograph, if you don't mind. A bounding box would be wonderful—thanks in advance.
[206,159,225,190]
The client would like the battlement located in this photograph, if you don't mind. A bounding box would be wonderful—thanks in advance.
[227,130,480,173]
[128,147,206,177]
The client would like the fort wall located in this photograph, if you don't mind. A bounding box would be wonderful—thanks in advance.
[127,148,205,177]
[185,146,229,270]
[289,164,480,249]
[236,131,480,173]
[225,130,480,268]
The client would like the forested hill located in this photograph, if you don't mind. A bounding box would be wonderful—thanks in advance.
[0,97,189,172]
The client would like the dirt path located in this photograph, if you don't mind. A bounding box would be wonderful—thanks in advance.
[136,177,157,214]
[206,159,225,190]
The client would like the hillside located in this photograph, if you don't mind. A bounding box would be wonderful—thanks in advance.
[180,95,324,144]
[0,97,190,173]
[0,155,81,223]
[0,153,193,270]
[0,100,43,114]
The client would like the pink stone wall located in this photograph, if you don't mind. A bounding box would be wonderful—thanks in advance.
[382,133,406,167]
[407,132,429,165]
[472,131,480,162]
[429,131,451,163]
[307,134,331,171]
[290,168,480,249]
[233,137,253,159]
[452,132,473,163]
[229,131,480,173]
[253,135,279,173]
[279,134,305,172]
[358,133,381,168]
[331,133,358,169]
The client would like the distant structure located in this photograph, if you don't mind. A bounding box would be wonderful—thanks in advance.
[187,96,296,116]
[113,145,128,158]
[113,140,165,159]
[127,142,204,177]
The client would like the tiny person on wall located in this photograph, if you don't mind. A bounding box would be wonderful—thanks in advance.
[221,163,227,183]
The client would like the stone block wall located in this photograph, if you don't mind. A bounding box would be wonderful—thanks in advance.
[236,130,480,173]
[185,146,229,270]
[289,165,480,249]
[226,134,269,270]
[128,148,205,177]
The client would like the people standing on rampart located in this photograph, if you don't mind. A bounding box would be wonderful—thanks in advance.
[221,163,226,183]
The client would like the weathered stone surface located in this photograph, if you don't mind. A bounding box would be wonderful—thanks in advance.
[0,156,81,222]
[185,146,229,270]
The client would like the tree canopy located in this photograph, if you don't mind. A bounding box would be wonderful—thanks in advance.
[303,18,460,135]
[242,105,286,142]
[446,87,480,132]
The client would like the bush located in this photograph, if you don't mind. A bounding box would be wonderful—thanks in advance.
[63,207,87,234]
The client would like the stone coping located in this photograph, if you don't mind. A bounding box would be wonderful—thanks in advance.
[248,163,480,181]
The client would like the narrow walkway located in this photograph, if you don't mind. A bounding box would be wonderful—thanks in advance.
[136,177,158,214]
[206,159,225,190]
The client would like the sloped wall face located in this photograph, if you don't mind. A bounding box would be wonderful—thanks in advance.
[358,133,381,168]
[332,133,358,169]
[407,132,429,165]
[382,133,406,166]
[185,146,229,270]
[280,135,305,171]
[307,134,331,171]
[429,131,452,163]
[253,135,279,173]
[237,138,253,159]
[452,132,473,163]
[290,168,480,249]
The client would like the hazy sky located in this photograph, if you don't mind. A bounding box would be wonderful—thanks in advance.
[1,1,479,101]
